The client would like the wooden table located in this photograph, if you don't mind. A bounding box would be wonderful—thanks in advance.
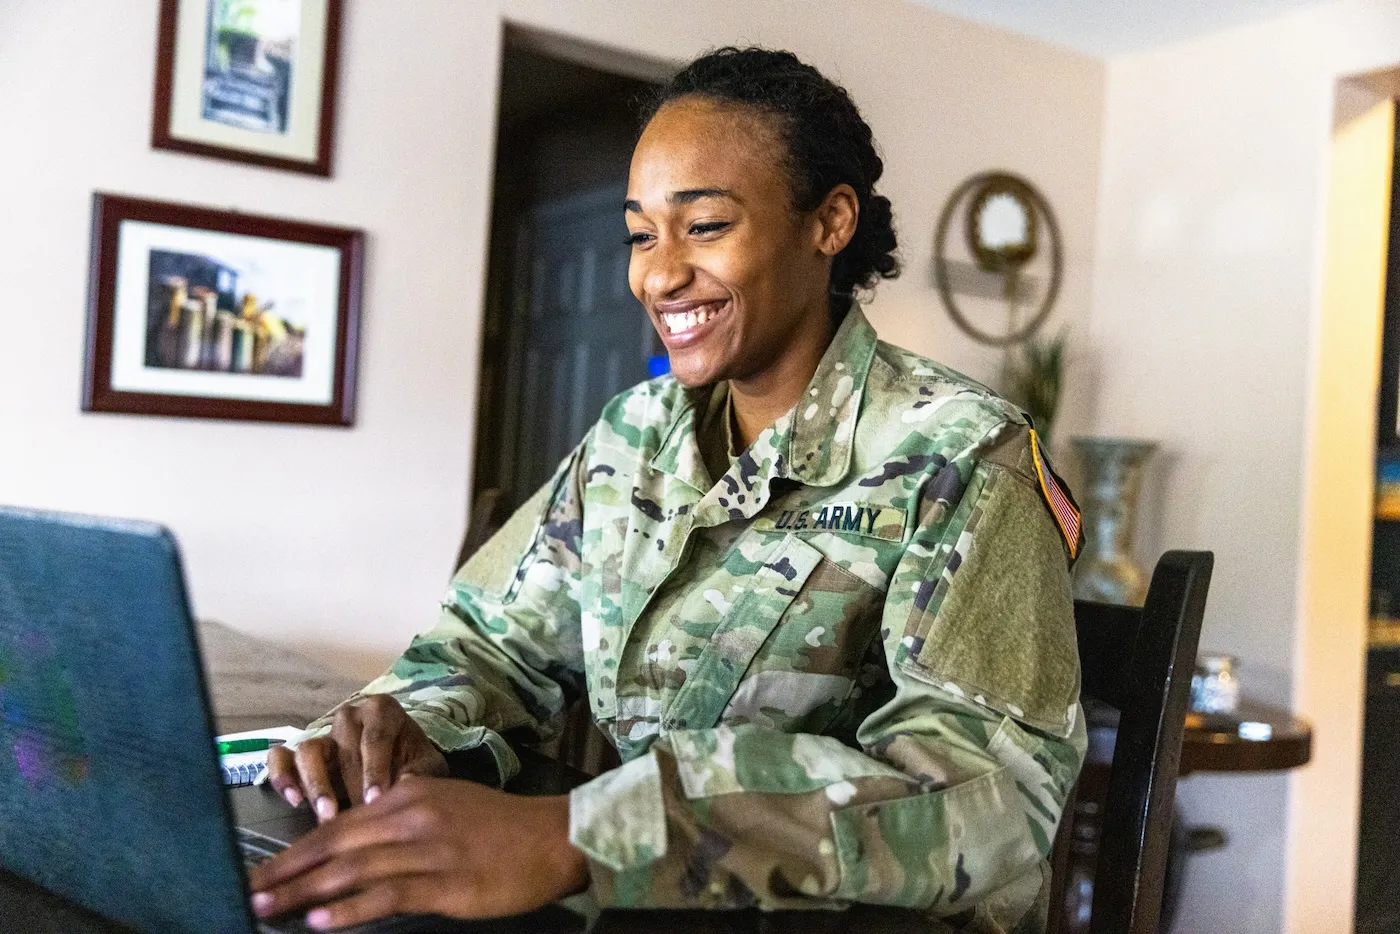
[1179,702,1313,776]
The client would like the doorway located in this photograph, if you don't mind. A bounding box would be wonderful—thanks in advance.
[472,31,664,515]
[1357,99,1400,934]
[1291,77,1395,931]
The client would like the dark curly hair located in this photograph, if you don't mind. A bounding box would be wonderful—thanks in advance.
[642,47,900,321]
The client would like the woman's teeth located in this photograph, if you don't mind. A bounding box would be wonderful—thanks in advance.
[663,305,722,335]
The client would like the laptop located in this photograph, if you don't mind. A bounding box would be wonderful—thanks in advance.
[0,505,581,934]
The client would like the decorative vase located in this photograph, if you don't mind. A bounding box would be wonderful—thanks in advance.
[1070,437,1158,606]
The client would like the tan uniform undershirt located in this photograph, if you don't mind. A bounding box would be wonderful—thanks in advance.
[697,382,741,489]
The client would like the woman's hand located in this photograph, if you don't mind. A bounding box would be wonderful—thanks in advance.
[266,695,449,821]
[247,777,588,929]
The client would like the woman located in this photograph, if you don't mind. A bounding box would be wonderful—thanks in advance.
[250,47,1085,933]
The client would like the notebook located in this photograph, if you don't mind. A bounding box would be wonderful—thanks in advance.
[217,726,302,786]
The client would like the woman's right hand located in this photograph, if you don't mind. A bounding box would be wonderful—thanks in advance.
[265,694,449,822]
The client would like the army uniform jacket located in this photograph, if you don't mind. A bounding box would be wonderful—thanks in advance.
[304,308,1086,932]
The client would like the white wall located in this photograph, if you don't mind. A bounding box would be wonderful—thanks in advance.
[0,0,1105,679]
[1085,1,1400,929]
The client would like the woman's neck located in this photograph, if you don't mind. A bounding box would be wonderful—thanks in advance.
[728,311,835,449]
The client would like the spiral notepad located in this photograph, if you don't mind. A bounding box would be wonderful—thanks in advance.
[215,726,301,786]
[220,755,270,786]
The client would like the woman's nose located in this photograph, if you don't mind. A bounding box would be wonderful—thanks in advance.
[641,236,693,299]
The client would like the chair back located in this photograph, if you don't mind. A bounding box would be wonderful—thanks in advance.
[1057,550,1214,934]
[454,487,512,571]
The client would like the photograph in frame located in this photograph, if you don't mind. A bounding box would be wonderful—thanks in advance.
[84,194,363,425]
[151,0,342,175]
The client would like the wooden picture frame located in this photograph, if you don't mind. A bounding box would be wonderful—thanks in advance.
[151,0,343,176]
[83,193,364,426]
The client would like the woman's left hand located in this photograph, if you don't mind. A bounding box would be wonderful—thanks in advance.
[247,776,589,929]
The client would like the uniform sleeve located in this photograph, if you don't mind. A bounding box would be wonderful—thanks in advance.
[295,442,589,786]
[567,448,1086,919]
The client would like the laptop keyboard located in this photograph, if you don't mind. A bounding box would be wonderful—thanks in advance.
[239,826,289,867]
[239,828,314,934]
[239,827,431,934]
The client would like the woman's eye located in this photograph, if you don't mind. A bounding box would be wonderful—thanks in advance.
[624,231,654,247]
[689,221,730,237]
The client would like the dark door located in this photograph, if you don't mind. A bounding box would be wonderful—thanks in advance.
[493,182,653,503]
[1357,646,1400,934]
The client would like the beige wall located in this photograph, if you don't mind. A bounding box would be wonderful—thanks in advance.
[1085,1,1400,929]
[0,1,1104,678]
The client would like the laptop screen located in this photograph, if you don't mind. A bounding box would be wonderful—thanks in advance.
[0,506,253,934]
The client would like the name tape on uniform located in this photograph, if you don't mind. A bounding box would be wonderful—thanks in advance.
[752,503,905,541]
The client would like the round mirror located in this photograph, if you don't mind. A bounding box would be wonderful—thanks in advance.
[967,176,1038,272]
[933,171,1062,347]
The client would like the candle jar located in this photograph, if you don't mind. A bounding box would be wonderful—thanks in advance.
[1191,653,1241,715]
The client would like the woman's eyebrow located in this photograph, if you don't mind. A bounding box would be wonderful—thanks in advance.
[624,188,740,213]
[671,187,739,205]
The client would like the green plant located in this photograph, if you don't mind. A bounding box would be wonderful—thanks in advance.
[1007,332,1067,441]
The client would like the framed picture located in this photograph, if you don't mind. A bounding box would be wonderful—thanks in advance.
[83,193,364,426]
[151,0,343,176]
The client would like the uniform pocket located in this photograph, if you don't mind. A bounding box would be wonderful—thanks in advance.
[722,556,882,734]
[661,534,823,731]
[903,466,1080,738]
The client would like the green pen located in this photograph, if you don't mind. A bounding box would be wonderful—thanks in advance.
[217,738,286,755]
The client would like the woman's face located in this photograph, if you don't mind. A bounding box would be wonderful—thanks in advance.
[625,97,846,390]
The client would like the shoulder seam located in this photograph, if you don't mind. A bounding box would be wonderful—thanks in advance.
[872,341,999,396]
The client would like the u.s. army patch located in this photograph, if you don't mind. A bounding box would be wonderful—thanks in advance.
[752,503,905,541]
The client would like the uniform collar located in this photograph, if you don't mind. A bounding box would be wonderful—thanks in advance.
[652,306,879,492]
[779,305,878,487]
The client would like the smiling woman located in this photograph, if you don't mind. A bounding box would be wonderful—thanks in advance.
[624,53,898,447]
[251,47,1085,934]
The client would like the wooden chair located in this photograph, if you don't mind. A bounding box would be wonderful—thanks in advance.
[454,487,512,573]
[1050,550,1215,934]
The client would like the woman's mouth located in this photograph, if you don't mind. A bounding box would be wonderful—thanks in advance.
[657,300,728,346]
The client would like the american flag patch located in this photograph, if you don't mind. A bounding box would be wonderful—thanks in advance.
[1029,430,1081,560]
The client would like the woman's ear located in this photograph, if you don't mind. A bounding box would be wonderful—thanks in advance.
[813,184,860,258]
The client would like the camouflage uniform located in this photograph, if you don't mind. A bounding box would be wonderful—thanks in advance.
[301,308,1085,932]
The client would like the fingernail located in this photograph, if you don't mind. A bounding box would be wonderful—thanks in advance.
[364,785,380,804]
[315,796,336,821]
[251,892,273,916]
[283,787,303,808]
[306,908,332,929]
